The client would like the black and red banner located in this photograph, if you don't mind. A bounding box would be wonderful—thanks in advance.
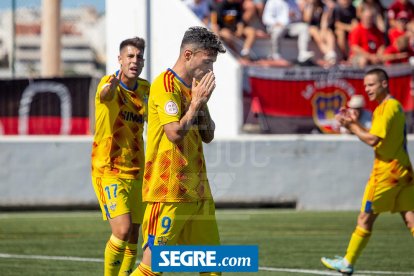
[0,77,92,135]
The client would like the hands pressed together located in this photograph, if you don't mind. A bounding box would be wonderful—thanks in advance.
[190,70,216,111]
[335,107,358,129]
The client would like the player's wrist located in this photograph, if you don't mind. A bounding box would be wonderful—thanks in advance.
[190,100,203,112]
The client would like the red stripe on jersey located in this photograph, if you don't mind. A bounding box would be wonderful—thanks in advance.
[150,203,158,236]
[149,203,160,236]
[169,71,175,93]
[163,71,169,92]
[148,204,156,235]
[153,203,160,236]
[163,71,174,93]
[96,178,107,204]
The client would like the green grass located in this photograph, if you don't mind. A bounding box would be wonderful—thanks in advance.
[0,210,413,275]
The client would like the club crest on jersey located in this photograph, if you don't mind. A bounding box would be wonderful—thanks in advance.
[164,100,179,115]
[158,236,169,246]
[312,91,347,133]
[109,202,117,211]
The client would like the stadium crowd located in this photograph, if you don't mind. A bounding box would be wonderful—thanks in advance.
[183,0,414,67]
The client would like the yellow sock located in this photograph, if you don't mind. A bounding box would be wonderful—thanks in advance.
[130,262,162,276]
[411,228,414,237]
[104,234,127,276]
[119,243,138,275]
[344,226,371,265]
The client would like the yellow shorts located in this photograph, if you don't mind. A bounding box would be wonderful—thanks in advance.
[361,163,414,213]
[92,176,145,224]
[141,200,220,250]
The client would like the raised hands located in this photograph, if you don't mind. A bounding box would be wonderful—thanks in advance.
[190,70,216,110]
[335,107,357,128]
[108,70,122,91]
[100,70,122,102]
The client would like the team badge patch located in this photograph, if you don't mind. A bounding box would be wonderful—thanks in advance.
[164,100,179,115]
[109,202,117,211]
[157,236,169,246]
[312,91,347,133]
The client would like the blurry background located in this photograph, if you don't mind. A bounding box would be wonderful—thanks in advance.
[0,0,105,78]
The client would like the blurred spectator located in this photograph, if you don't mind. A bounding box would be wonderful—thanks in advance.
[383,35,413,64]
[348,5,384,67]
[184,0,212,25]
[356,0,386,32]
[211,0,257,59]
[328,0,358,60]
[253,0,266,19]
[388,0,414,29]
[301,0,337,64]
[243,0,268,38]
[262,0,314,64]
[388,10,409,46]
[407,21,414,52]
[340,95,372,134]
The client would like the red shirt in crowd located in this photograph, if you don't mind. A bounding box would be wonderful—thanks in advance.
[383,44,413,64]
[349,23,384,57]
[388,27,406,46]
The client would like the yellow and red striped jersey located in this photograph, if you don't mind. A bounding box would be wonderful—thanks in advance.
[91,72,150,179]
[143,68,212,202]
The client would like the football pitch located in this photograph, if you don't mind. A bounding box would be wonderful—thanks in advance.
[0,209,413,276]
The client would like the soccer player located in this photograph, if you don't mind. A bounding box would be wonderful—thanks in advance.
[321,68,414,275]
[130,26,226,276]
[91,37,149,276]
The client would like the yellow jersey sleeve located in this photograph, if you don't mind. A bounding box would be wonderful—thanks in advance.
[151,70,183,126]
[370,99,399,139]
[370,98,411,166]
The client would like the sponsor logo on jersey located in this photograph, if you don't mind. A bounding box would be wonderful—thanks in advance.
[120,110,144,123]
[158,236,169,246]
[109,202,117,211]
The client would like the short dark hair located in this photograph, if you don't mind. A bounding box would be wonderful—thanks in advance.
[119,37,145,52]
[180,26,226,55]
[365,68,389,82]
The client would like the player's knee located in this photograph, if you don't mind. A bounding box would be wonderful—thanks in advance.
[357,212,376,230]
[113,225,133,241]
[405,220,414,230]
